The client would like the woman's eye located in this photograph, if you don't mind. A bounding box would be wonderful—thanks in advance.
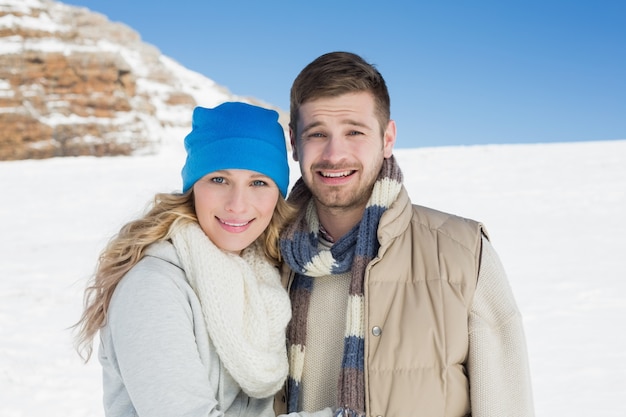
[211,177,225,184]
[252,179,267,187]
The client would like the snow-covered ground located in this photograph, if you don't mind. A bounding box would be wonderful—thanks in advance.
[1,138,625,416]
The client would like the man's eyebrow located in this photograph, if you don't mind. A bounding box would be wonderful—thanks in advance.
[301,119,369,133]
[300,121,323,134]
[342,119,369,129]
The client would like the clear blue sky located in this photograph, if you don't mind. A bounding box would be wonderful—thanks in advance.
[63,0,625,149]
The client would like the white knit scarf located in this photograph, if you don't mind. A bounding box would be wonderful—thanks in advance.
[171,222,291,398]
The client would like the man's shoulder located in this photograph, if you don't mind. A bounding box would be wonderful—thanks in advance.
[411,204,481,228]
[409,204,488,245]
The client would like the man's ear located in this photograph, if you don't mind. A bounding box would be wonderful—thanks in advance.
[383,120,397,158]
[289,127,299,161]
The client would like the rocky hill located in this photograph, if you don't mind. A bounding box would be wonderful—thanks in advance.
[0,0,284,160]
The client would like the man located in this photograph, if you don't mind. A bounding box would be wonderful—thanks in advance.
[277,52,534,417]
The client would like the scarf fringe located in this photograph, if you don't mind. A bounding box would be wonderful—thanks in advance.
[334,407,365,417]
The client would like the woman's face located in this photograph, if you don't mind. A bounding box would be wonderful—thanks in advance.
[193,169,279,255]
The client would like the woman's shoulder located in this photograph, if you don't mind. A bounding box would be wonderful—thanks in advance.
[112,241,193,307]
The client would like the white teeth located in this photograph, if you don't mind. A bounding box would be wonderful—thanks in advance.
[221,219,249,227]
[322,171,351,178]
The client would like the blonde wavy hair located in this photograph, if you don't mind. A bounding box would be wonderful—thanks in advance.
[74,189,296,361]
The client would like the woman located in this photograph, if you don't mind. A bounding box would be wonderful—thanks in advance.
[74,102,296,417]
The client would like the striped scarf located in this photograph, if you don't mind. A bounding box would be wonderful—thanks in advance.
[280,156,403,417]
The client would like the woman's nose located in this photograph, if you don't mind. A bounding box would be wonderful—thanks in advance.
[224,187,247,213]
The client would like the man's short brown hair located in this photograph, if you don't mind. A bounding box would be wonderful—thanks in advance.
[289,51,391,138]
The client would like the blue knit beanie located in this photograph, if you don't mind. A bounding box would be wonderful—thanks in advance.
[181,102,289,197]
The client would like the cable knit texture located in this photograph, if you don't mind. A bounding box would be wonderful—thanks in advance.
[172,222,291,398]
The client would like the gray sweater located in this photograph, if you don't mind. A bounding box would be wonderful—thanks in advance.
[98,241,276,417]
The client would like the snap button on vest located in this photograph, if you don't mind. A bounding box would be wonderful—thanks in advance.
[372,326,382,336]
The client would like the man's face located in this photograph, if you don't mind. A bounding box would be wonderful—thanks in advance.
[290,91,395,213]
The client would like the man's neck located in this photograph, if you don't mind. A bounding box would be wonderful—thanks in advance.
[316,203,365,241]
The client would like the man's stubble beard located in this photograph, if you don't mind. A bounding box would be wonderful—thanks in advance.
[308,158,383,212]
